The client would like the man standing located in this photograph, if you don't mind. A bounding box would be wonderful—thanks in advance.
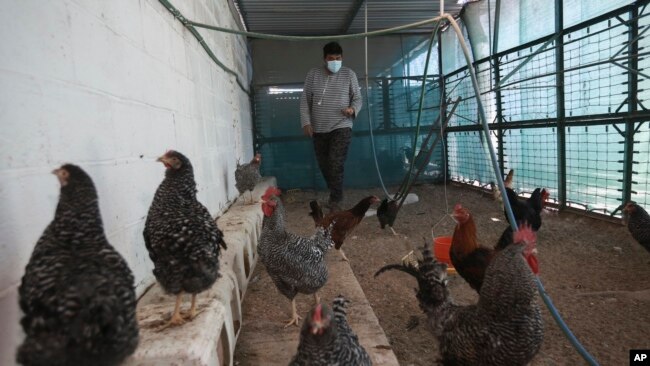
[300,42,362,212]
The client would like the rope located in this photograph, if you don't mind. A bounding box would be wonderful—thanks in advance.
[443,13,600,366]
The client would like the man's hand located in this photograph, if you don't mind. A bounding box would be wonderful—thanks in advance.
[303,125,313,137]
[342,107,355,117]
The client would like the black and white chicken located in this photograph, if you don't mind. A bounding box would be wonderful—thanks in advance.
[144,150,227,329]
[235,153,262,204]
[17,164,139,366]
[259,187,334,327]
[289,296,372,366]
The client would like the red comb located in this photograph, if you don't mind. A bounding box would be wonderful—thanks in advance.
[454,203,463,211]
[262,187,281,201]
[313,304,322,323]
[513,224,535,244]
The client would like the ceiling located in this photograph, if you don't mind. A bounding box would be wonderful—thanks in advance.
[233,0,465,36]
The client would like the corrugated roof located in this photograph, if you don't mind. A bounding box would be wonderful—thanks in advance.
[234,0,464,36]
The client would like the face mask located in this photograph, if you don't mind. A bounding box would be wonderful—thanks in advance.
[327,60,342,73]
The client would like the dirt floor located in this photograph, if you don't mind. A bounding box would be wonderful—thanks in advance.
[234,183,650,366]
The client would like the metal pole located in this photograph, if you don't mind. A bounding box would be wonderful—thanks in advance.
[555,0,567,210]
[623,3,639,207]
[492,0,501,56]
[439,30,449,182]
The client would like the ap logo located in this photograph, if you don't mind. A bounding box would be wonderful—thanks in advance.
[631,350,650,365]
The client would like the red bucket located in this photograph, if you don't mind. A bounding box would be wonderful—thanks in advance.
[433,236,454,268]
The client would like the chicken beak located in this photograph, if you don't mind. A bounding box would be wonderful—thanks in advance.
[311,321,324,335]
[51,168,60,175]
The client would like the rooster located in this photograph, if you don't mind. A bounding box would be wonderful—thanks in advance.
[499,169,549,231]
[144,150,227,330]
[377,198,400,236]
[289,296,371,366]
[622,202,650,252]
[18,165,139,366]
[309,196,379,261]
[235,153,262,204]
[449,204,501,293]
[375,225,543,365]
[259,187,335,327]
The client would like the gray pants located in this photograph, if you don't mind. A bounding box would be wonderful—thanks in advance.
[313,127,352,203]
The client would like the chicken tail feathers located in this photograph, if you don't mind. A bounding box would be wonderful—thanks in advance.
[505,169,515,188]
[308,200,324,224]
[374,264,419,279]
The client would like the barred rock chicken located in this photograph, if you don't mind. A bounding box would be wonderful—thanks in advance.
[235,153,262,204]
[144,150,227,329]
[289,296,372,366]
[309,196,379,261]
[17,164,139,366]
[259,187,335,327]
[376,226,543,366]
[623,202,650,252]
[377,198,400,236]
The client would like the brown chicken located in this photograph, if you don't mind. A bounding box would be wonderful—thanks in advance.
[309,196,380,261]
[450,204,496,293]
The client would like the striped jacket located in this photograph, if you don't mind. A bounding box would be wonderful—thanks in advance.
[300,66,362,133]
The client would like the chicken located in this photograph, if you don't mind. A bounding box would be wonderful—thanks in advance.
[622,202,650,252]
[309,196,379,261]
[17,164,139,366]
[377,198,400,236]
[259,187,335,327]
[491,168,514,206]
[375,225,543,365]
[235,153,262,204]
[289,296,372,366]
[144,150,227,329]
[450,204,499,292]
[504,187,549,231]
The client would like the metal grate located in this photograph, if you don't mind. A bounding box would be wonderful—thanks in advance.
[498,43,557,122]
[564,124,625,214]
[445,70,478,127]
[502,127,559,199]
[563,13,633,117]
[632,121,650,208]
[447,130,494,187]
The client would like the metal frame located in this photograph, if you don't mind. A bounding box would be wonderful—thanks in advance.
[442,0,650,218]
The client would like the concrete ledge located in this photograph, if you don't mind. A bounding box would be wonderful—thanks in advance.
[235,249,400,365]
[125,177,275,366]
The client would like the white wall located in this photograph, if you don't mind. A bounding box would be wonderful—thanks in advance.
[0,0,253,363]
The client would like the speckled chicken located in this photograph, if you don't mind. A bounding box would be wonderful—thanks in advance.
[376,225,543,366]
[289,296,372,366]
[623,202,650,252]
[235,153,262,204]
[259,187,334,327]
[17,164,139,366]
[144,150,227,329]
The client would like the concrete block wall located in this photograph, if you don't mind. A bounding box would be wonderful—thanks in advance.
[0,0,253,364]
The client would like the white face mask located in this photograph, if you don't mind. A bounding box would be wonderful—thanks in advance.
[327,60,342,73]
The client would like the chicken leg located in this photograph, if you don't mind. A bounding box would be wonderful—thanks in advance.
[313,292,321,305]
[156,294,185,331]
[338,248,349,262]
[246,191,256,205]
[389,226,400,236]
[182,293,199,320]
[284,299,303,328]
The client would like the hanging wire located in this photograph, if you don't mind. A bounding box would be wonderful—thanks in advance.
[364,1,392,198]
